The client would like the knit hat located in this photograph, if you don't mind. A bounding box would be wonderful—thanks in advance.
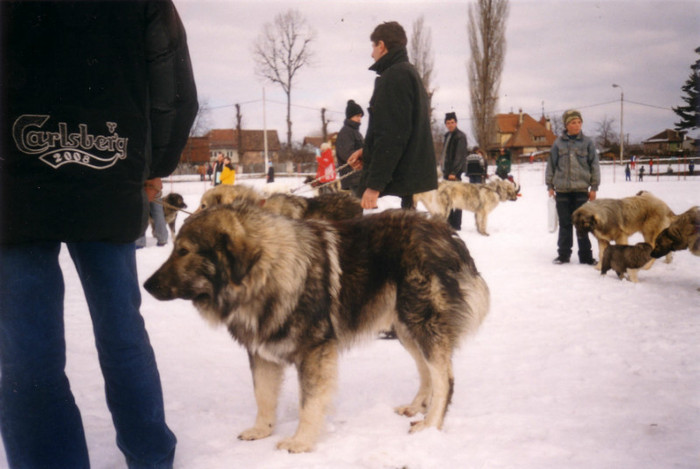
[445,112,457,122]
[345,100,364,119]
[562,109,583,126]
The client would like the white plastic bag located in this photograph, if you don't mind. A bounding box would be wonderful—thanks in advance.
[548,197,558,233]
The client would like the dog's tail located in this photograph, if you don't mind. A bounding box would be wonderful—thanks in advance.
[459,273,490,337]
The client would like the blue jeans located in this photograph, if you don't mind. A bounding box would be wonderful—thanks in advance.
[136,201,168,248]
[0,242,176,469]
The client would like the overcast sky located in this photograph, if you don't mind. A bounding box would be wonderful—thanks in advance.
[173,0,700,146]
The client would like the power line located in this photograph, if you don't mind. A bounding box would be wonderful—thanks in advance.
[207,98,344,115]
[208,96,677,124]
[625,100,675,112]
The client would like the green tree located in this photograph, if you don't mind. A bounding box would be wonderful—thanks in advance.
[673,46,700,131]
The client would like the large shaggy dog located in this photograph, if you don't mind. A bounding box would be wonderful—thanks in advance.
[651,206,700,258]
[197,184,362,221]
[572,191,676,269]
[144,203,489,453]
[600,242,653,283]
[414,178,520,235]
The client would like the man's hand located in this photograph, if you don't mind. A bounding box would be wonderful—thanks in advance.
[548,188,555,198]
[360,188,380,209]
[144,178,163,202]
[347,149,363,170]
[588,190,597,201]
[447,174,457,181]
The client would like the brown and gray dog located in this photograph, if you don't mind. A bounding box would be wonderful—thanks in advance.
[600,242,653,283]
[572,190,676,269]
[651,206,700,258]
[144,203,489,453]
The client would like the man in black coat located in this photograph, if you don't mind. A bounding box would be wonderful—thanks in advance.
[442,112,468,229]
[348,21,437,209]
[0,2,197,467]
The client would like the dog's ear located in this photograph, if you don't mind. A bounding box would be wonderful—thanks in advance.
[219,232,261,285]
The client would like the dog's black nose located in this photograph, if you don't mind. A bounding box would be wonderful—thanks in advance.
[144,273,172,300]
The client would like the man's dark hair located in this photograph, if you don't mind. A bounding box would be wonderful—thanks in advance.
[370,21,407,51]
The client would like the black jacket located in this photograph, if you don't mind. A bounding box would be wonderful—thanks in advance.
[360,47,437,197]
[1,1,198,244]
[443,128,468,179]
[335,118,363,191]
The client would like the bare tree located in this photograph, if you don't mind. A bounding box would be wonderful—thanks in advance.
[467,0,509,149]
[410,16,438,126]
[595,115,618,149]
[320,107,329,143]
[253,9,315,147]
[548,113,564,137]
[235,104,244,162]
[189,98,212,137]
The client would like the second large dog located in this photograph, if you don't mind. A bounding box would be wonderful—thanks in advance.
[144,203,489,453]
[651,206,700,258]
[414,178,520,235]
[572,190,675,269]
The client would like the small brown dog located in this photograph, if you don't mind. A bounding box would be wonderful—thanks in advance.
[600,242,653,283]
[158,192,188,238]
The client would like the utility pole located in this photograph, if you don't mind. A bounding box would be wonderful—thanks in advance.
[612,84,624,165]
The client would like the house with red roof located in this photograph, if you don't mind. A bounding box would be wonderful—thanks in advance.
[179,129,281,171]
[492,110,557,161]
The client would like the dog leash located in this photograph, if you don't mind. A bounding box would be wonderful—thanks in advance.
[152,197,194,216]
[291,163,357,194]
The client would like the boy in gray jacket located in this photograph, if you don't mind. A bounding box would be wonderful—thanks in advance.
[546,109,600,265]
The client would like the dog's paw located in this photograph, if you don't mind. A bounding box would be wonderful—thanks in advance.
[238,426,273,441]
[394,404,425,417]
[408,419,428,433]
[276,437,313,453]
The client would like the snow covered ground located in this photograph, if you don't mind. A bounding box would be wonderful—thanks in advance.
[2,163,698,469]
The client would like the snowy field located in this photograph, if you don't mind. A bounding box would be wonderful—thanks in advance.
[2,163,698,469]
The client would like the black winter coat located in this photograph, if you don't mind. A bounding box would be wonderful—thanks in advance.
[443,128,468,179]
[1,1,198,244]
[335,118,363,191]
[360,47,437,197]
